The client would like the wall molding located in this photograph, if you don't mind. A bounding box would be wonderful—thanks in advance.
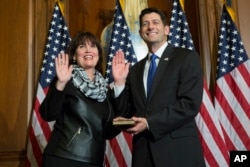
[0,151,26,162]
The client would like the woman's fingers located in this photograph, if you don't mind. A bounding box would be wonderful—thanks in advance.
[56,53,69,66]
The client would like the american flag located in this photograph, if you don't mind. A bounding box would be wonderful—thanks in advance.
[25,2,71,167]
[214,5,250,151]
[105,0,136,166]
[168,0,194,50]
[168,0,229,166]
[196,80,229,166]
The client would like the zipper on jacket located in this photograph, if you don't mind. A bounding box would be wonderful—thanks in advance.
[66,127,82,147]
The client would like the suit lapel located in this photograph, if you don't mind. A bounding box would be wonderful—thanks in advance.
[147,45,174,101]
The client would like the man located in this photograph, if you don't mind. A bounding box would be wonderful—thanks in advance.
[112,8,206,167]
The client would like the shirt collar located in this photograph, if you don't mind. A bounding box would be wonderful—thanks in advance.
[148,41,168,60]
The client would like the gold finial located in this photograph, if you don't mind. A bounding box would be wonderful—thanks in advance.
[56,0,65,16]
[179,0,185,11]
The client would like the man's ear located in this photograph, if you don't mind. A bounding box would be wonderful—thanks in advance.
[164,25,170,35]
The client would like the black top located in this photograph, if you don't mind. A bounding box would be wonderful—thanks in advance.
[40,79,120,167]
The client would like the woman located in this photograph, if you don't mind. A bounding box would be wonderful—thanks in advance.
[40,32,120,167]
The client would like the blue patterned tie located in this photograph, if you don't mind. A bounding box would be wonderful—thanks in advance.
[147,54,158,95]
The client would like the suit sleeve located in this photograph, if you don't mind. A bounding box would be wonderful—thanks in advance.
[110,80,134,119]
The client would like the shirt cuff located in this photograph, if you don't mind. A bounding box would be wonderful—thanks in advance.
[110,82,125,98]
[146,119,149,130]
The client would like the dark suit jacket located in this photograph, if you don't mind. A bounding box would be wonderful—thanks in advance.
[113,44,206,167]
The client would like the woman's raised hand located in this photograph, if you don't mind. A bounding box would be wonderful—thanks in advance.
[55,53,73,91]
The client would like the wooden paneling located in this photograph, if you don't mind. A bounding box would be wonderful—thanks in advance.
[68,0,174,40]
[68,0,116,39]
[196,0,220,93]
[0,0,29,166]
[0,0,57,166]
[236,0,250,56]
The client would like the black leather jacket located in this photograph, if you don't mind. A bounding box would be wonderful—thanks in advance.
[40,79,120,166]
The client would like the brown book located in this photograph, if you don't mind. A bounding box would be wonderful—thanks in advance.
[112,119,135,127]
